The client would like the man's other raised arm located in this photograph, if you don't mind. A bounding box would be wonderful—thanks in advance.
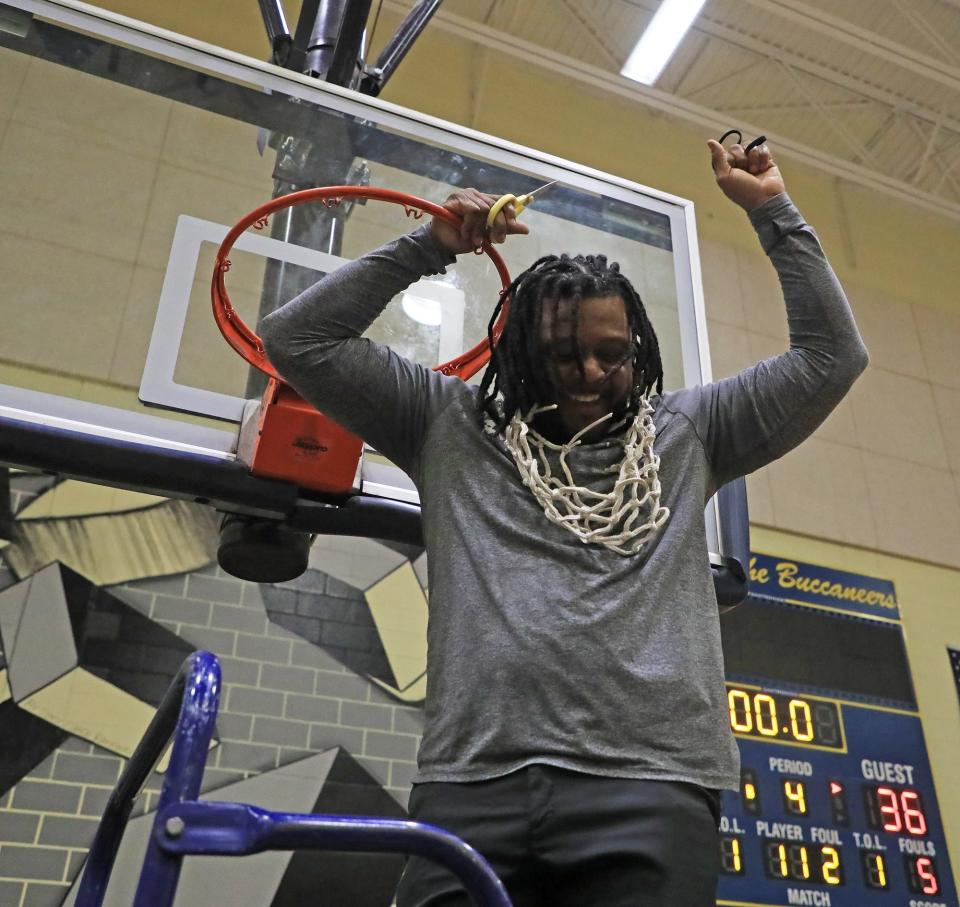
[671,139,868,493]
[685,192,868,493]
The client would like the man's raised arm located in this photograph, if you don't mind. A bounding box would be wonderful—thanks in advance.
[671,139,869,492]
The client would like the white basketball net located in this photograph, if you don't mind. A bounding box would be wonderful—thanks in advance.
[489,395,671,555]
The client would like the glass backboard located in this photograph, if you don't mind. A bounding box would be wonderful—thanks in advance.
[0,0,727,553]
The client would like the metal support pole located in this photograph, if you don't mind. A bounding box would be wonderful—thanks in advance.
[327,0,373,88]
[256,0,292,66]
[303,0,349,78]
[287,0,321,73]
[227,0,374,580]
[361,0,443,95]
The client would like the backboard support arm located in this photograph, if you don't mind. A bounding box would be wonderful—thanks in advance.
[257,0,444,94]
[255,0,292,67]
[360,0,444,96]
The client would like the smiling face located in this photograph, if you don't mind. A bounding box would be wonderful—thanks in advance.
[535,294,636,442]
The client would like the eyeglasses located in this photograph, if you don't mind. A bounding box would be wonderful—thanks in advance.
[542,344,636,380]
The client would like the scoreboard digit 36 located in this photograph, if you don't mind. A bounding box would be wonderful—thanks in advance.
[717,554,956,907]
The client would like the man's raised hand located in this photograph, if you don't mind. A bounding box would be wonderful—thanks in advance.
[707,138,785,211]
[430,188,530,255]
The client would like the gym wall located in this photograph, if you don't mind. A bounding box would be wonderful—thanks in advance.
[1,1,959,902]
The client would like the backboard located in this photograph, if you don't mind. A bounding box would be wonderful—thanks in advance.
[0,0,739,568]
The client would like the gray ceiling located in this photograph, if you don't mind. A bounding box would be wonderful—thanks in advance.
[401,0,960,221]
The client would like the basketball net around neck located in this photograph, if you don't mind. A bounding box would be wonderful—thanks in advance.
[487,395,671,555]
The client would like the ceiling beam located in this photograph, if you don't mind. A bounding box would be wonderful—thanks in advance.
[777,61,881,168]
[665,33,709,96]
[681,56,768,101]
[722,99,875,116]
[380,0,960,222]
[557,0,621,69]
[741,0,960,93]
[910,110,946,186]
[905,116,960,197]
[860,110,900,157]
[891,0,960,65]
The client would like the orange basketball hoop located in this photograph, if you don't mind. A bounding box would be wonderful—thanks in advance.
[213,187,514,496]
[212,186,514,382]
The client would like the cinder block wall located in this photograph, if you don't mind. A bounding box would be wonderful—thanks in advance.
[0,481,424,906]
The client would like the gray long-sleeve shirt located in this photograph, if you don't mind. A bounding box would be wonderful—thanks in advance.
[260,193,868,790]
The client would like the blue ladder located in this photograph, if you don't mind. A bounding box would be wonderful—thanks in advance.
[75,650,511,907]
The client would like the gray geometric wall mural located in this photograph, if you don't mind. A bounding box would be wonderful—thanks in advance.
[264,537,429,703]
[0,702,68,801]
[0,472,424,905]
[0,562,199,793]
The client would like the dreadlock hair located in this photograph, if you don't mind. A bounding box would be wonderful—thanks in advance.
[477,252,664,432]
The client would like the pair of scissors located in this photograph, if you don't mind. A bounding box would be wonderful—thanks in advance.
[718,129,767,152]
[486,179,559,228]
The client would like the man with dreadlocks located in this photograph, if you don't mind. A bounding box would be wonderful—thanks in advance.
[476,248,670,555]
[260,139,868,906]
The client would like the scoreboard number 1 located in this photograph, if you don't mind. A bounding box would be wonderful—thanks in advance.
[762,841,845,886]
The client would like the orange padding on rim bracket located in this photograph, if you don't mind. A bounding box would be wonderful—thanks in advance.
[236,378,364,497]
[216,187,514,495]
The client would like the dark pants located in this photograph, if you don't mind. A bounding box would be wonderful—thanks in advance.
[395,765,721,907]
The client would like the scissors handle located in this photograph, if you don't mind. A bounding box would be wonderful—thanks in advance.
[486,180,558,227]
[486,193,524,227]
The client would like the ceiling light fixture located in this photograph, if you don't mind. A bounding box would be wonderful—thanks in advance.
[620,0,709,86]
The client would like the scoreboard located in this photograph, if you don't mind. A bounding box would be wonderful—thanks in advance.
[716,554,957,907]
